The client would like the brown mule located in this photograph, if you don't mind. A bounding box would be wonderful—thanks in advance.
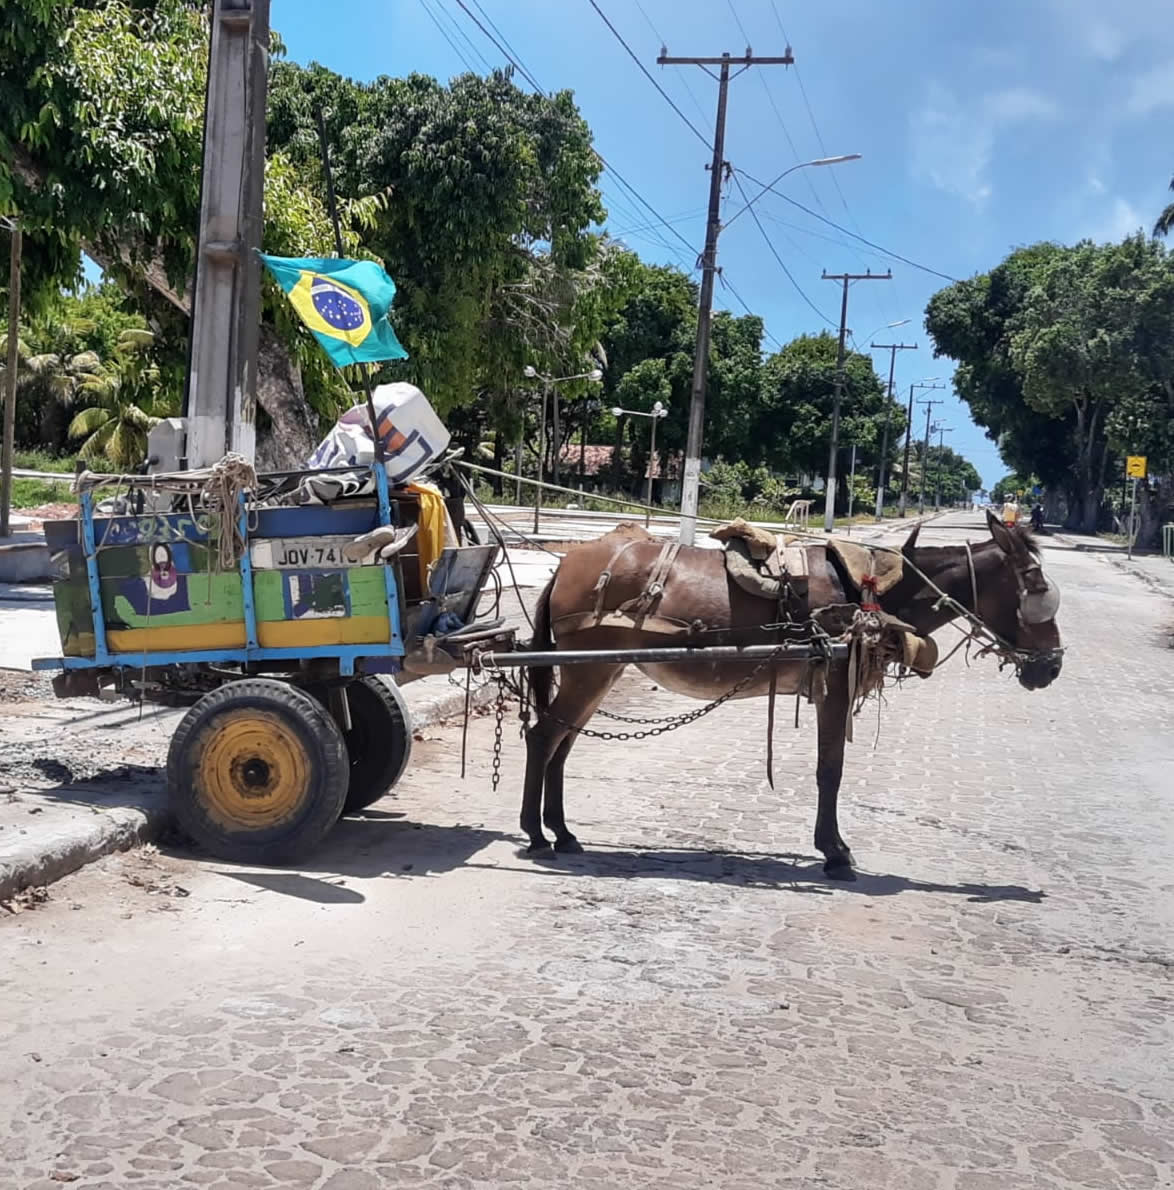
[519,513,1063,878]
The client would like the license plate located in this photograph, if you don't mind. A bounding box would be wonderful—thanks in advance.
[250,536,357,570]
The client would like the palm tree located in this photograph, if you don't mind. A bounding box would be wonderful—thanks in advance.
[68,329,162,469]
[1154,174,1174,238]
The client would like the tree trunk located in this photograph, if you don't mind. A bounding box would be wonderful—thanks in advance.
[610,415,626,492]
[491,431,504,497]
[1134,478,1170,552]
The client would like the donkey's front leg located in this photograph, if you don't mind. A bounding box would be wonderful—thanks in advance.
[814,664,854,879]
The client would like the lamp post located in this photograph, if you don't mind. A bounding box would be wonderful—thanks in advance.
[523,364,603,534]
[611,400,668,525]
[0,214,21,539]
[898,379,943,516]
[680,153,862,546]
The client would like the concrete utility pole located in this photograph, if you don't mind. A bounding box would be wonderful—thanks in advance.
[870,340,916,520]
[821,270,891,531]
[657,50,794,546]
[1,216,20,538]
[899,380,943,516]
[933,422,953,509]
[185,0,270,468]
[917,397,944,515]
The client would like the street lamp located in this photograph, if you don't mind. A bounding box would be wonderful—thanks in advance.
[899,378,943,517]
[724,155,863,230]
[524,364,603,533]
[611,400,668,525]
[677,153,862,548]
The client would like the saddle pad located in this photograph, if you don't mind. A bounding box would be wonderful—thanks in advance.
[827,537,904,596]
[709,518,778,561]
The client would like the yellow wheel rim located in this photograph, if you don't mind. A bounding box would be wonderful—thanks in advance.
[196,709,311,831]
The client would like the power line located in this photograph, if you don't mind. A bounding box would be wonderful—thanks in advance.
[449,0,701,265]
[736,167,959,283]
[467,0,531,79]
[586,0,713,150]
[631,0,711,125]
[728,0,833,221]
[720,274,784,350]
[451,0,544,92]
[419,0,477,73]
[730,171,835,327]
[434,0,493,72]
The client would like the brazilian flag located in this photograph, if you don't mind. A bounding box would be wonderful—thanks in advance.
[259,254,409,367]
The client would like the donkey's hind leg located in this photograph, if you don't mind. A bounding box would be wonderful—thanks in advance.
[520,662,623,854]
[814,662,855,879]
[542,663,625,854]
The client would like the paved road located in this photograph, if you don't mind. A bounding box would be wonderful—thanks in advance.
[1,512,1172,1190]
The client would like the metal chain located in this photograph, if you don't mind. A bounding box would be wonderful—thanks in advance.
[491,676,506,793]
[541,645,805,742]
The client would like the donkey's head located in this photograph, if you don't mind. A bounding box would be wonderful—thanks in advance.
[979,511,1063,690]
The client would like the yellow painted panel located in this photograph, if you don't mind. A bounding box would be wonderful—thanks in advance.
[257,616,390,648]
[108,623,247,652]
[104,618,391,654]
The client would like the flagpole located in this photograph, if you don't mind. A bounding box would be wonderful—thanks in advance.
[314,103,385,465]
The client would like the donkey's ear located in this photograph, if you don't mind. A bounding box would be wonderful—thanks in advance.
[902,523,921,554]
[987,509,1016,553]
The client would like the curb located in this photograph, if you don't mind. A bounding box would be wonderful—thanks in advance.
[0,675,499,903]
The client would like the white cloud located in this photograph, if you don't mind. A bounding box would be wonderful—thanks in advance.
[1125,60,1174,116]
[911,85,1059,206]
[1090,197,1145,242]
[1045,0,1173,62]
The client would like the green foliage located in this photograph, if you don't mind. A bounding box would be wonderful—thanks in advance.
[67,328,169,467]
[927,234,1174,533]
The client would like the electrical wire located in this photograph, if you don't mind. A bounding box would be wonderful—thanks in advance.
[736,167,960,283]
[433,0,493,72]
[632,0,710,125]
[729,171,836,326]
[719,274,784,350]
[419,0,476,73]
[587,0,713,150]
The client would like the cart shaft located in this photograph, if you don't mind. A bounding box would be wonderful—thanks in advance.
[479,642,849,668]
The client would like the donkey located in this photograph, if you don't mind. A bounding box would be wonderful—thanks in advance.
[519,512,1062,878]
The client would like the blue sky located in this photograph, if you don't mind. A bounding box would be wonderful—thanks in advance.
[273,0,1174,487]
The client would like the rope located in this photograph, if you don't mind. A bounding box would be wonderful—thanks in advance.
[76,454,258,570]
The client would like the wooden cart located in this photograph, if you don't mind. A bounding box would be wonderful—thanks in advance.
[32,463,504,865]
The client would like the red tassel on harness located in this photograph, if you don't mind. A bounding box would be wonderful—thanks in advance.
[860,574,881,612]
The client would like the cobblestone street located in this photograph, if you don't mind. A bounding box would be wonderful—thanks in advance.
[1,513,1171,1189]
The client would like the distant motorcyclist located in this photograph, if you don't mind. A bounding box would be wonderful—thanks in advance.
[1030,503,1045,532]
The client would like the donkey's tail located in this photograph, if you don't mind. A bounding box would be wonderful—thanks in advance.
[529,577,556,713]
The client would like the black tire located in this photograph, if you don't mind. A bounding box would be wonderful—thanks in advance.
[166,678,348,865]
[339,677,413,813]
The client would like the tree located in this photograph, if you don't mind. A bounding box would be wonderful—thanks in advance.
[757,332,902,502]
[68,329,166,467]
[2,1,363,463]
[266,62,607,418]
[1155,173,1174,239]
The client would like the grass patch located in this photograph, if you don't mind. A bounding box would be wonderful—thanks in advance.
[11,476,75,507]
[13,449,78,474]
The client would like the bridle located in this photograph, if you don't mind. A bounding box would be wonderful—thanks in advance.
[952,541,1065,675]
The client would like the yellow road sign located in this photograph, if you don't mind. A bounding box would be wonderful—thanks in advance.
[1126,455,1147,478]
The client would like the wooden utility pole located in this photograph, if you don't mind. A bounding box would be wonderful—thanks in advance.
[657,51,794,545]
[821,270,891,531]
[899,380,943,516]
[870,339,916,520]
[917,397,943,515]
[1,217,20,539]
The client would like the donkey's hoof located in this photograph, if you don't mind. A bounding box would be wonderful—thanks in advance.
[823,856,856,881]
[554,835,584,855]
[525,837,553,855]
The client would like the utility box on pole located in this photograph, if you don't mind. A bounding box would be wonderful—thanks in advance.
[184,0,270,469]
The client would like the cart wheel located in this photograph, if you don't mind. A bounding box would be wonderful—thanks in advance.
[339,677,413,813]
[167,678,348,864]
